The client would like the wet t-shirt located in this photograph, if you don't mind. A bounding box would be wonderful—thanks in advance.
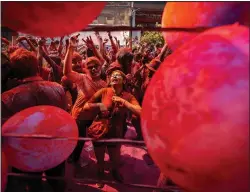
[70,73,107,120]
[87,87,140,138]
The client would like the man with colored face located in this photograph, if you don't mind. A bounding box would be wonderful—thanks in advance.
[63,35,107,167]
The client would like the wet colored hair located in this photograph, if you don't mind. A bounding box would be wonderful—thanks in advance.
[116,48,134,74]
[72,52,82,64]
[85,56,101,67]
[134,53,143,62]
[9,48,38,79]
[111,70,126,80]
[108,70,128,91]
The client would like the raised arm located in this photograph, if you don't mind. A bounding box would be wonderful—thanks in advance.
[63,34,81,82]
[95,32,104,55]
[57,36,64,57]
[40,37,50,55]
[114,36,120,49]
[38,39,62,82]
[102,38,111,63]
[108,32,118,55]
[83,36,105,65]
[156,44,173,62]
[37,40,44,75]
[16,36,37,54]
[1,37,10,46]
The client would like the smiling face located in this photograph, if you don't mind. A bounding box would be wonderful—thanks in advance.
[86,61,101,78]
[75,59,82,67]
[110,70,125,86]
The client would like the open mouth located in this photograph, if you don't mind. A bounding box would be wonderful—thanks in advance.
[112,79,119,83]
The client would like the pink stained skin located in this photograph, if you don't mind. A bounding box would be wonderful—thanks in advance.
[1,151,8,191]
[2,2,106,37]
[161,2,250,51]
[141,24,249,192]
[2,105,79,172]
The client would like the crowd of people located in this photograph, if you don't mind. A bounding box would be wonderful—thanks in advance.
[1,31,172,192]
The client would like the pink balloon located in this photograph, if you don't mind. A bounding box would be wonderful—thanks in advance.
[2,106,78,172]
[142,24,249,192]
[162,2,249,50]
[2,2,106,37]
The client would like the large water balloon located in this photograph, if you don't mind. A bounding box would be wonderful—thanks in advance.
[2,2,106,37]
[2,106,79,172]
[142,24,249,192]
[162,2,249,50]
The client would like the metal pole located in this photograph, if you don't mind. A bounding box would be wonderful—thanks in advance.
[129,1,134,49]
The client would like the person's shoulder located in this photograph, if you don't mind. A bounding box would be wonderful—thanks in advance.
[40,80,65,91]
[43,80,62,86]
[100,87,109,93]
[1,84,33,105]
[1,87,18,101]
[2,83,29,96]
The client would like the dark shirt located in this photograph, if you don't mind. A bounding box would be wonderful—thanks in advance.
[1,76,67,124]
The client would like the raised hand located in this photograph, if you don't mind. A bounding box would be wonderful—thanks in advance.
[1,37,10,45]
[96,32,103,42]
[95,31,101,38]
[38,38,46,46]
[82,36,95,49]
[65,38,69,47]
[112,96,126,106]
[60,36,64,43]
[16,36,27,42]
[103,38,109,44]
[69,33,80,48]
[107,31,112,38]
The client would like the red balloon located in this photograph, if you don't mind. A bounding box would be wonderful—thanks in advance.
[1,151,8,191]
[162,2,249,50]
[2,2,106,37]
[141,24,249,192]
[2,106,78,172]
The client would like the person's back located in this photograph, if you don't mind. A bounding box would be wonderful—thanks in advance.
[2,77,66,123]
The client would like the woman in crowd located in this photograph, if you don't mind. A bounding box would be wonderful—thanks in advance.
[83,69,141,188]
[63,35,107,166]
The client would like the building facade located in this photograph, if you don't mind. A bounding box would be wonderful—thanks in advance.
[92,2,166,27]
[134,2,165,27]
[92,2,131,26]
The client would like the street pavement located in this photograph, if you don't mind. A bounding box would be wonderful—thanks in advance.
[64,126,161,192]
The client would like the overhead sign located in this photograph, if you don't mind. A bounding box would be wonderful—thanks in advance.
[135,10,163,24]
[106,2,131,7]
